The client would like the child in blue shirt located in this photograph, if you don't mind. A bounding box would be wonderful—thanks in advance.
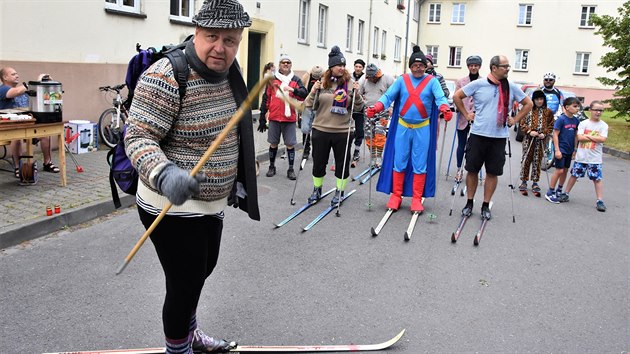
[545,97,581,203]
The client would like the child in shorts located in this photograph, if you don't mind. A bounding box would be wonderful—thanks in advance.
[562,100,609,211]
[545,97,581,204]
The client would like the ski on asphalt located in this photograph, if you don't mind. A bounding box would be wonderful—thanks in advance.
[403,198,425,241]
[43,328,406,353]
[274,188,336,228]
[352,166,371,181]
[302,189,357,232]
[359,166,381,185]
[473,202,494,246]
[370,208,394,236]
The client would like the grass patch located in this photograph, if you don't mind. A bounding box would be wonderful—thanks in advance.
[600,111,630,153]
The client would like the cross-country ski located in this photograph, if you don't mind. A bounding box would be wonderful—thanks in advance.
[370,208,394,236]
[302,189,356,232]
[473,202,494,246]
[43,328,406,353]
[359,166,381,185]
[352,166,372,181]
[274,188,336,228]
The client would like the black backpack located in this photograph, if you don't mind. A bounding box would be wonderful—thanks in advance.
[108,40,190,208]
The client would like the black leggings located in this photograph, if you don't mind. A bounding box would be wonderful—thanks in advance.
[138,207,223,339]
[456,124,470,168]
[352,112,365,147]
[311,128,354,180]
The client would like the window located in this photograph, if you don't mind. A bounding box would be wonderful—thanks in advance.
[575,52,590,74]
[580,6,596,27]
[515,49,529,70]
[426,45,438,65]
[346,15,354,52]
[357,20,365,54]
[372,27,379,58]
[298,0,310,43]
[413,0,420,21]
[105,0,141,13]
[451,3,465,24]
[381,30,387,58]
[170,0,194,21]
[317,5,328,47]
[394,36,402,61]
[448,46,462,67]
[518,4,533,26]
[428,3,441,23]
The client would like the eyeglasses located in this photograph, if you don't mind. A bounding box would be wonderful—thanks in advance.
[496,64,511,69]
[280,61,291,65]
[591,109,604,112]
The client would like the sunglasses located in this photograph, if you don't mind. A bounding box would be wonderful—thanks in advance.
[280,61,292,65]
[544,78,555,81]
[591,109,604,112]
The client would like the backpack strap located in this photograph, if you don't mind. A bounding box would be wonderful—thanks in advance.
[107,148,122,209]
[164,49,190,100]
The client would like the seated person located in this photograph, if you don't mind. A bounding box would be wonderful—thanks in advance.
[0,68,60,177]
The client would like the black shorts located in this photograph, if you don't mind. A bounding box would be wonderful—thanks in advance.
[464,134,506,176]
[553,153,572,169]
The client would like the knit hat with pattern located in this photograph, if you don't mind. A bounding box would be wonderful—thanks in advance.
[193,0,252,29]
[328,46,346,68]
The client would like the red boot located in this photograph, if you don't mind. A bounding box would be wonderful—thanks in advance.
[410,173,426,213]
[387,171,405,210]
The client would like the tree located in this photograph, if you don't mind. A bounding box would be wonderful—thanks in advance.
[591,1,630,120]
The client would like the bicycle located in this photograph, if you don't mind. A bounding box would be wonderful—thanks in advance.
[98,84,128,148]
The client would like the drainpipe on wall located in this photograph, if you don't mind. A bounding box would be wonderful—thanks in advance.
[367,0,373,64]
[405,0,426,75]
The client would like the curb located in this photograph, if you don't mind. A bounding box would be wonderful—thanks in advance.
[0,195,136,249]
[603,146,630,160]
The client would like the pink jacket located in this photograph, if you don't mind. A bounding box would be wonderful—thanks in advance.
[455,75,476,130]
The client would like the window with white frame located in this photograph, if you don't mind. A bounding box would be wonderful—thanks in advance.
[515,49,529,70]
[105,0,141,13]
[317,4,328,47]
[170,0,194,21]
[298,0,310,43]
[428,3,441,23]
[381,30,387,58]
[426,45,438,65]
[575,52,590,74]
[451,3,465,24]
[394,36,402,61]
[580,5,596,27]
[448,46,462,67]
[372,27,379,58]
[346,15,354,51]
[357,20,365,54]
[413,0,420,21]
[518,4,533,26]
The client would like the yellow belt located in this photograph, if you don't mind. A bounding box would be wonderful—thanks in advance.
[398,117,430,129]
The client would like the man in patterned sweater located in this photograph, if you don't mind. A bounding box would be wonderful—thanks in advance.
[124,0,259,353]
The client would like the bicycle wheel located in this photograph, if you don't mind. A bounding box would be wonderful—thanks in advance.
[98,108,126,148]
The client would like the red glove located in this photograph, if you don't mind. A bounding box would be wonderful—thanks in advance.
[439,104,453,122]
[366,102,385,118]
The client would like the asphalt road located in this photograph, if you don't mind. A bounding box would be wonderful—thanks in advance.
[1,128,628,353]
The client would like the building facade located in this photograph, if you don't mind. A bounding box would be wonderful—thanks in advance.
[417,0,620,103]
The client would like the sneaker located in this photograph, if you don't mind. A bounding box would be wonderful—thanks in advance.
[287,168,296,180]
[266,165,276,177]
[307,186,322,204]
[557,192,569,203]
[596,200,607,212]
[330,189,344,206]
[461,203,473,217]
[480,205,492,220]
[545,192,560,204]
[192,328,234,353]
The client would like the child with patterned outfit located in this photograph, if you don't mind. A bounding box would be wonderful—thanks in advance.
[562,101,609,211]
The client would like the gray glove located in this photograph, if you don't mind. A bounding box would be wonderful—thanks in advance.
[156,163,205,206]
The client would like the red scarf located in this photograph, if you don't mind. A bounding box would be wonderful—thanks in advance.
[487,74,510,127]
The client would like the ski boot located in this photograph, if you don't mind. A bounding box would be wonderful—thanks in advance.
[461,200,473,217]
[531,183,541,197]
[480,204,492,220]
[350,149,360,168]
[519,181,528,196]
[287,168,297,180]
[307,186,322,204]
[192,328,235,353]
[387,171,405,211]
[330,189,345,206]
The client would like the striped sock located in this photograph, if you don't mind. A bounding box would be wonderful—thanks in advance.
[165,335,192,354]
[287,148,295,168]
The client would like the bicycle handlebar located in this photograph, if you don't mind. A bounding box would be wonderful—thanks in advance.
[98,84,126,93]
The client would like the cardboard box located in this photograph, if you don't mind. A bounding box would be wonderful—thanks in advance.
[64,120,94,154]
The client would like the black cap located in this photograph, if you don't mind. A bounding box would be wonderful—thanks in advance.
[408,45,427,68]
